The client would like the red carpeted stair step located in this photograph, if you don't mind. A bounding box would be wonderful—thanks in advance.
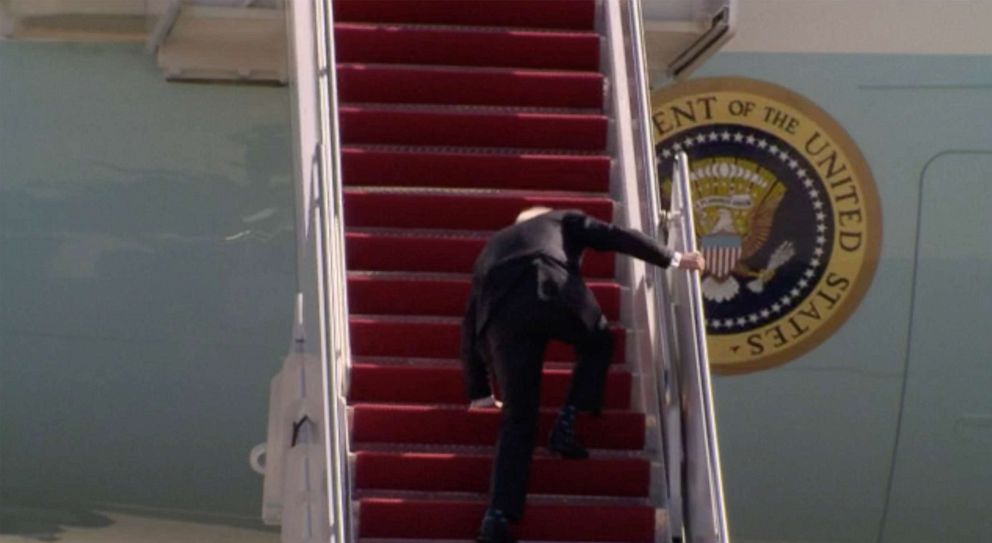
[358,498,656,542]
[345,232,615,277]
[349,363,631,409]
[343,190,614,231]
[349,316,625,363]
[341,147,610,192]
[354,451,650,497]
[334,24,600,71]
[347,274,621,319]
[334,0,596,31]
[350,404,646,450]
[337,64,604,109]
[339,106,607,150]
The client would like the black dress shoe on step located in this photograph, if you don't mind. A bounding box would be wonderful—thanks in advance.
[477,510,516,543]
[548,424,589,459]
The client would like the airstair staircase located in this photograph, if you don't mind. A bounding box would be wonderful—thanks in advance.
[256,1,730,543]
[337,1,655,540]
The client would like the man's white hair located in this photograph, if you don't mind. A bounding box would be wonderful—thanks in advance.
[515,206,553,224]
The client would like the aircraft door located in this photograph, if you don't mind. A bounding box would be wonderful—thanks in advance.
[882,152,992,542]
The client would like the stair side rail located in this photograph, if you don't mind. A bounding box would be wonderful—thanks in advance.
[601,2,683,541]
[272,0,354,542]
[667,152,731,543]
[310,0,354,542]
[612,1,731,541]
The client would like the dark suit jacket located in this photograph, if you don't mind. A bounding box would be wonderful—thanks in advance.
[461,209,675,399]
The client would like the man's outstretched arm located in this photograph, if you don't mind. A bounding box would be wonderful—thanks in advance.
[565,212,705,271]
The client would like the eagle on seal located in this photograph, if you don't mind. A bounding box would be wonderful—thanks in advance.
[696,162,791,303]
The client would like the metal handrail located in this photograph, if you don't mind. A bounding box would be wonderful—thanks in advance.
[672,152,730,543]
[622,2,729,541]
[311,0,352,541]
[621,1,686,539]
[628,1,663,214]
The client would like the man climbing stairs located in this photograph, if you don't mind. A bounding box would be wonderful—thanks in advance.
[334,1,663,541]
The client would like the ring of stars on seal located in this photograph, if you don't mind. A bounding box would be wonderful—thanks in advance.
[657,125,832,335]
[650,77,881,373]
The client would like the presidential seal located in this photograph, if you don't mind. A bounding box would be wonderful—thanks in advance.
[652,78,881,374]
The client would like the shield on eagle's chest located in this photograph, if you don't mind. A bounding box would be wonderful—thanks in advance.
[701,233,742,279]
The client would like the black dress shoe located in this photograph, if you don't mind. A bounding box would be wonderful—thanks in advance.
[548,424,589,459]
[477,509,516,543]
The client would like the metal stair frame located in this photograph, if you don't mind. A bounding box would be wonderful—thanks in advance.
[271,1,732,542]
[603,2,731,542]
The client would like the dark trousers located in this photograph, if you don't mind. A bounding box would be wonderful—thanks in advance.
[480,279,613,521]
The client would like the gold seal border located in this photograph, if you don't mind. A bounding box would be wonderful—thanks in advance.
[652,77,883,374]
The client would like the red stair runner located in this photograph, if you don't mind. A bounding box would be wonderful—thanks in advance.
[347,274,621,319]
[350,405,646,450]
[334,24,600,70]
[334,0,596,30]
[359,498,655,542]
[350,363,632,408]
[345,232,616,276]
[339,106,608,150]
[337,65,604,109]
[334,1,657,540]
[349,316,626,363]
[343,190,614,231]
[341,148,610,192]
[355,451,650,497]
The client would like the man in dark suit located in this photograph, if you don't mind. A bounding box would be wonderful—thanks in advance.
[462,207,705,543]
